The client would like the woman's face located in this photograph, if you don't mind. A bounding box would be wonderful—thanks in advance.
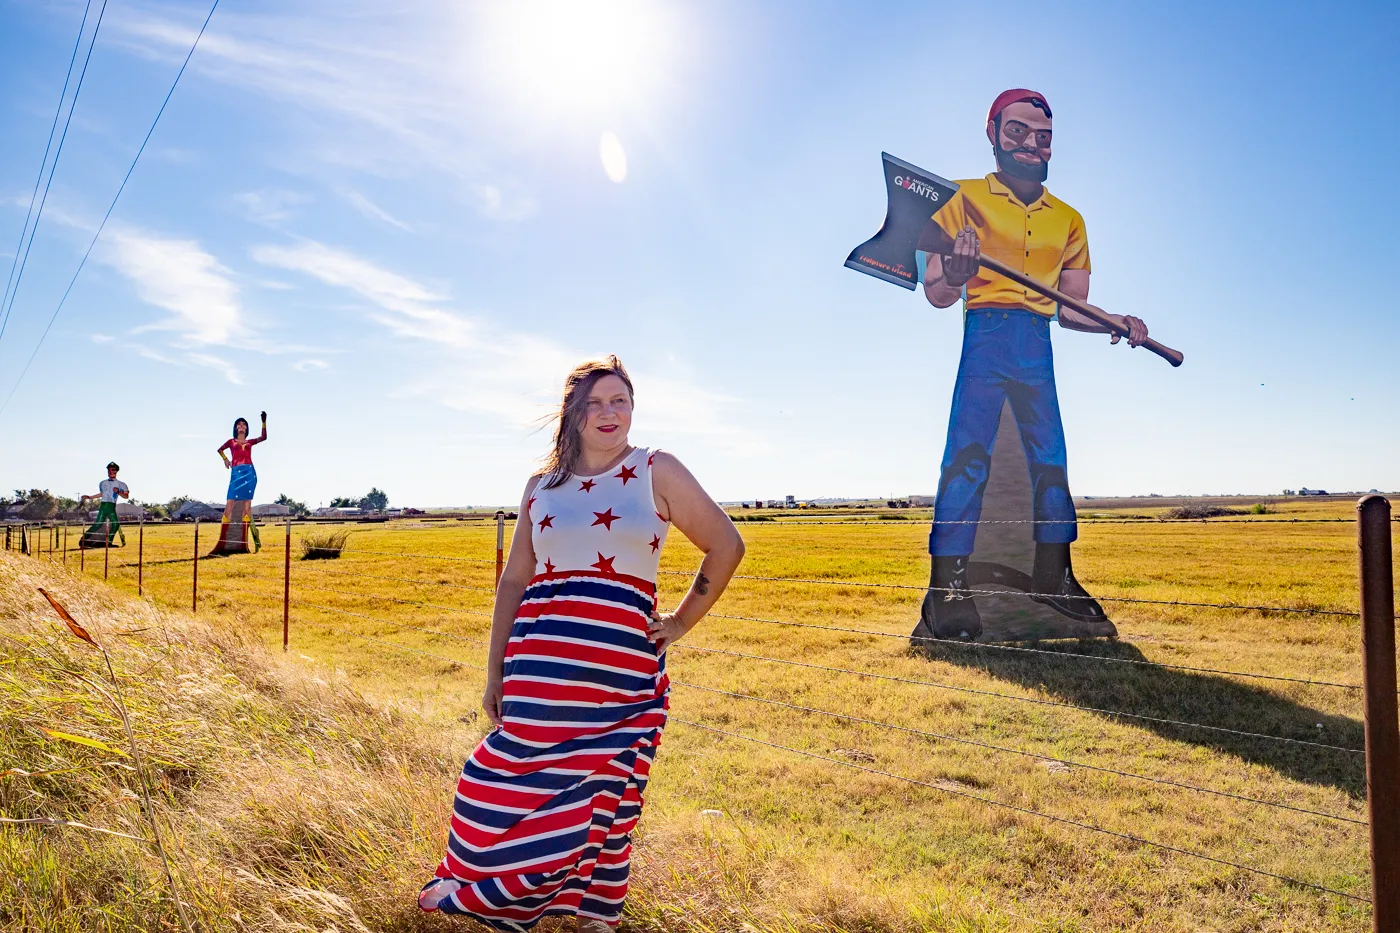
[235,421,248,440]
[580,374,632,452]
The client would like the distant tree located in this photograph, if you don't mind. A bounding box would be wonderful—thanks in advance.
[275,493,311,517]
[329,496,358,508]
[165,495,197,515]
[358,487,389,512]
[19,489,58,519]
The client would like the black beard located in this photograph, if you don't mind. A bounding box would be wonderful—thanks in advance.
[994,145,1048,182]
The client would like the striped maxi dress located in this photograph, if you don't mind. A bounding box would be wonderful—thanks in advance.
[422,447,671,929]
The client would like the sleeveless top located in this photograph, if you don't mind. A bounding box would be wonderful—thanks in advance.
[526,447,670,582]
[219,438,258,466]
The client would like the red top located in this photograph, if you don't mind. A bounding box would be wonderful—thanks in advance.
[219,437,261,466]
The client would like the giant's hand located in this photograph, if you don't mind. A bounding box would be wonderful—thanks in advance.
[1107,312,1148,348]
[943,225,981,288]
[260,410,267,422]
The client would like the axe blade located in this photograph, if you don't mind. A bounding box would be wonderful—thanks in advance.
[845,152,959,290]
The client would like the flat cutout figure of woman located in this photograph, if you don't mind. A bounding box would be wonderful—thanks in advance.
[212,411,266,555]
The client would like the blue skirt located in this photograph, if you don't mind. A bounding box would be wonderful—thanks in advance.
[227,464,257,502]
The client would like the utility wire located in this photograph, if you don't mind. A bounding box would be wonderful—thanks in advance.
[674,718,1368,905]
[0,0,221,418]
[0,0,108,345]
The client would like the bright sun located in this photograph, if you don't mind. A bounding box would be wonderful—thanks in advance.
[480,0,671,114]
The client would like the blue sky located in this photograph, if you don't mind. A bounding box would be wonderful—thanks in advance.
[1,0,1396,508]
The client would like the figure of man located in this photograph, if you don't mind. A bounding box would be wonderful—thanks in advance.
[912,89,1149,641]
[79,461,130,549]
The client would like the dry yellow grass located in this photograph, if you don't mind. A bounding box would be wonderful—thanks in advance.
[1,498,1385,931]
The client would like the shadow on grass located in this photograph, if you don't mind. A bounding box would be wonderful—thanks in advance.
[915,636,1366,797]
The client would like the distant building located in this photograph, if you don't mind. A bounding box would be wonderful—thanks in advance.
[171,501,224,522]
[908,495,936,507]
[1298,488,1329,496]
[785,495,796,508]
[252,503,292,517]
[114,503,149,520]
[313,506,362,517]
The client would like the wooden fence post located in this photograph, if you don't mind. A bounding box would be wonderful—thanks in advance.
[1358,494,1399,933]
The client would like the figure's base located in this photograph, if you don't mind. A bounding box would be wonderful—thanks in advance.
[209,500,260,555]
[915,561,1117,645]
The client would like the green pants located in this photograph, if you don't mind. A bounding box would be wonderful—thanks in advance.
[81,502,125,549]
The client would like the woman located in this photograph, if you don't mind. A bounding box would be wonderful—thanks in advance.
[420,357,745,932]
[212,411,267,554]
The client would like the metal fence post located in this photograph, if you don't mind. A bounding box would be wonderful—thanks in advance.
[62,523,67,567]
[138,519,145,597]
[192,519,200,614]
[1359,494,1399,933]
[282,516,291,651]
[103,523,110,580]
[495,510,505,590]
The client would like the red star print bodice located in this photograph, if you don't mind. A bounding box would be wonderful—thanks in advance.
[528,447,670,582]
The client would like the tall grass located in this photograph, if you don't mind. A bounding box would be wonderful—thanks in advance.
[300,529,350,560]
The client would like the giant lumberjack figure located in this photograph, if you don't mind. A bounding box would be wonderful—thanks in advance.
[911,89,1150,641]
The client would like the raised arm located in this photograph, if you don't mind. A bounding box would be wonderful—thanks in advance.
[249,411,268,445]
[481,476,542,727]
[646,452,746,651]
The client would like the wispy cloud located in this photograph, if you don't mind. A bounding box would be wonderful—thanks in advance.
[234,189,310,226]
[343,190,413,232]
[249,239,767,452]
[106,6,537,221]
[100,225,243,345]
[293,358,328,372]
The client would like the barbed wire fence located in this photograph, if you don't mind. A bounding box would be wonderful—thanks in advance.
[4,502,1396,921]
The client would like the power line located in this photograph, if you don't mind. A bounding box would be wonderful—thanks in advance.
[0,0,108,345]
[0,0,221,418]
[1,0,93,321]
[673,718,1368,905]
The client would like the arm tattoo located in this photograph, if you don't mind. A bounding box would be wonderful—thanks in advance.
[694,572,710,596]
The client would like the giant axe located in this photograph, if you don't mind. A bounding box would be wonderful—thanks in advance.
[846,152,1183,367]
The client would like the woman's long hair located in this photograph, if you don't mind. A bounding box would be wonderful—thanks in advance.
[233,418,249,440]
[540,356,633,489]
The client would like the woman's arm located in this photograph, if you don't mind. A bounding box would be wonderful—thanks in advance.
[217,440,232,468]
[481,476,542,727]
[647,452,745,651]
[250,411,268,445]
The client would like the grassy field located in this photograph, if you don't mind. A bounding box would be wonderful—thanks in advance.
[0,497,1387,931]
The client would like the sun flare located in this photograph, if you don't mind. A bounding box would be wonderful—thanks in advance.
[481,1,671,114]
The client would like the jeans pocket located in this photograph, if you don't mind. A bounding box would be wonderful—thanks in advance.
[965,310,1008,338]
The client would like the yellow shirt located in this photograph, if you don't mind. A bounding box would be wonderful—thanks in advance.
[931,173,1090,318]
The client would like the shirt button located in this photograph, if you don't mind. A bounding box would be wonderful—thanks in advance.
[1002,313,1008,319]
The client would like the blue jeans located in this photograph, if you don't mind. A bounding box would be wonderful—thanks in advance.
[929,308,1076,556]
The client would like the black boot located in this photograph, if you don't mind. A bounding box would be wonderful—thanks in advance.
[1030,543,1116,635]
[913,555,982,645]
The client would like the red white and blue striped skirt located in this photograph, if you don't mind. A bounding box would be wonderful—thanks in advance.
[421,570,669,930]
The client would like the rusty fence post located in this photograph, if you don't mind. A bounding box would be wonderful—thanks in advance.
[62,523,67,567]
[103,522,110,580]
[1359,494,1399,933]
[138,519,145,597]
[192,519,200,614]
[282,516,291,651]
[495,510,505,590]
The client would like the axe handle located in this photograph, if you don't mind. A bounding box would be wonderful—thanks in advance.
[976,253,1184,367]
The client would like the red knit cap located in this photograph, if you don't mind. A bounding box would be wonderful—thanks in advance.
[987,88,1052,124]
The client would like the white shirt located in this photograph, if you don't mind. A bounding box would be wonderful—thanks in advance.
[99,479,128,503]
